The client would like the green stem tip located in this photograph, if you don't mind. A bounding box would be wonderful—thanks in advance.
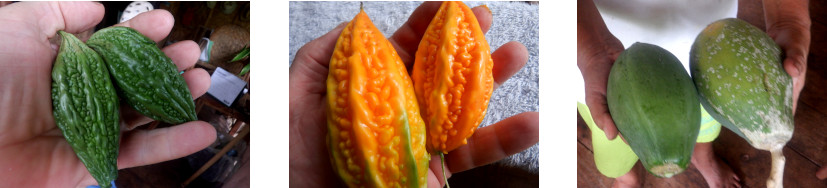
[440,152,450,188]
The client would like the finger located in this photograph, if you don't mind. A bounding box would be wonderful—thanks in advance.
[427,153,453,188]
[114,9,174,42]
[119,40,206,128]
[389,2,494,65]
[585,93,618,140]
[733,175,742,188]
[54,2,105,34]
[471,5,493,34]
[817,166,827,179]
[783,56,806,115]
[491,41,528,89]
[389,1,442,63]
[291,22,347,73]
[161,40,200,71]
[118,121,217,169]
[781,50,806,78]
[427,170,442,188]
[289,21,347,91]
[9,2,104,37]
[120,68,209,129]
[768,21,809,115]
[445,112,539,173]
[183,68,210,99]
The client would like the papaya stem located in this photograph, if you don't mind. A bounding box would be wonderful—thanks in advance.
[767,148,785,188]
[440,152,450,188]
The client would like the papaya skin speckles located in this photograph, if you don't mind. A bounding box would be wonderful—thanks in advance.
[690,18,793,188]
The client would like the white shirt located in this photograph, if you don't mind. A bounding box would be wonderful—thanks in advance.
[576,0,738,103]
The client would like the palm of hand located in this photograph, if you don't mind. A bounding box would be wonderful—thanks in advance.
[289,2,538,187]
[0,2,215,187]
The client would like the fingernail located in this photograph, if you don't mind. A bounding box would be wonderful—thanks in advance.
[473,5,492,14]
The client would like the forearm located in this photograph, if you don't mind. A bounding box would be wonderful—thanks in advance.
[577,0,618,70]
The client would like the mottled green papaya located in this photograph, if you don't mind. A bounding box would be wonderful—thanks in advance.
[690,18,792,188]
[86,27,197,124]
[607,42,700,178]
[52,31,119,188]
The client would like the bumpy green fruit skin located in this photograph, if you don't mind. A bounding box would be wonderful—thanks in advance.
[52,31,120,188]
[607,42,700,178]
[689,18,793,150]
[86,27,197,124]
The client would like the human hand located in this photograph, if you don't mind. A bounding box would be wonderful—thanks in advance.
[288,2,538,187]
[0,2,215,187]
[577,0,625,140]
[763,0,811,114]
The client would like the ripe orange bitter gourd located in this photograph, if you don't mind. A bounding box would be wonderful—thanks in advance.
[326,7,429,188]
[412,1,494,154]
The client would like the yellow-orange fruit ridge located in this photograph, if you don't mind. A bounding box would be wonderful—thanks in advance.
[412,1,495,153]
[326,8,429,188]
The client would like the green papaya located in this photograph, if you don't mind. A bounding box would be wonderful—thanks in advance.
[690,18,792,188]
[86,27,197,124]
[607,42,700,178]
[52,31,120,188]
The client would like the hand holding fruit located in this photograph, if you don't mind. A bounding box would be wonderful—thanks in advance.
[289,2,537,187]
[576,0,626,140]
[0,2,215,187]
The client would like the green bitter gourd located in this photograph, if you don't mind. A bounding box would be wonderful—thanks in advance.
[52,31,120,188]
[86,27,197,124]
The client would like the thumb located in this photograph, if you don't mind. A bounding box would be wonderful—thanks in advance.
[52,2,105,33]
[3,2,104,37]
[781,48,807,115]
[294,22,348,66]
[585,95,618,140]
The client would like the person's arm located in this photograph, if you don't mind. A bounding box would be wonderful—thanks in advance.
[577,0,624,139]
[763,0,810,114]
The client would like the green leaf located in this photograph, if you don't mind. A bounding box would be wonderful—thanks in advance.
[231,46,250,62]
[239,64,250,76]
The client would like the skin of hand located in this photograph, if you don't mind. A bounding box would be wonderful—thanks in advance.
[764,0,815,180]
[289,2,538,187]
[577,0,625,140]
[0,2,216,187]
[577,0,811,141]
[763,0,810,115]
